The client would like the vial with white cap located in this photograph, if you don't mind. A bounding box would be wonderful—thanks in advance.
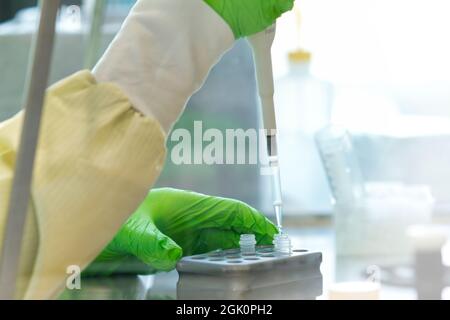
[239,234,257,254]
[273,233,292,254]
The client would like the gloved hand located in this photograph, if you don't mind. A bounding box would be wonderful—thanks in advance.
[85,188,278,276]
[204,0,295,38]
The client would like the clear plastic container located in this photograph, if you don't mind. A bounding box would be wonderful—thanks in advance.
[315,126,365,206]
[316,126,434,256]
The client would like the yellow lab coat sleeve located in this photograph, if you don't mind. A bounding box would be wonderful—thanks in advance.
[0,70,167,299]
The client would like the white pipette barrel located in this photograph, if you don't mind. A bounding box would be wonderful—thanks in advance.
[248,25,277,155]
[248,25,284,232]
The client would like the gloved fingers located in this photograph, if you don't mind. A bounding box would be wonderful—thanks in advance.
[123,217,183,272]
[204,0,295,38]
[82,254,129,277]
[146,188,278,254]
[192,229,240,254]
[258,0,295,32]
[147,188,272,233]
[192,227,276,255]
[85,215,182,276]
[274,0,295,15]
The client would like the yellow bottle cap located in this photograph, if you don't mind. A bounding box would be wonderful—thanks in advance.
[288,49,312,63]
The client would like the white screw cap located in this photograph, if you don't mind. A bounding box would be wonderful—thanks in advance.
[328,282,380,300]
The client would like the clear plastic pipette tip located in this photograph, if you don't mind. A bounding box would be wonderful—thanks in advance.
[274,204,283,233]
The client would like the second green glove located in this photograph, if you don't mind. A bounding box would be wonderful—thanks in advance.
[204,0,295,38]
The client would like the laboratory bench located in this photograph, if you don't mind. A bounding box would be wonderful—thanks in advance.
[59,225,449,300]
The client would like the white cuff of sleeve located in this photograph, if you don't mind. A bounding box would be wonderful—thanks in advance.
[93,0,235,134]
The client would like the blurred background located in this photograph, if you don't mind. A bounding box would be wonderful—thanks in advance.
[1,0,450,227]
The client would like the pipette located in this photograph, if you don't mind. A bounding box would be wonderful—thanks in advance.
[248,25,284,234]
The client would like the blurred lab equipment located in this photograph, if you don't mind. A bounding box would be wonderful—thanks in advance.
[373,225,450,299]
[0,1,83,23]
[316,126,435,257]
[0,0,36,23]
[407,225,448,299]
[276,51,333,130]
[81,1,136,67]
[0,4,123,121]
[83,0,107,68]
[315,126,365,206]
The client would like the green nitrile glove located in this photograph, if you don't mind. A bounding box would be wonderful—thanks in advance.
[85,188,278,276]
[204,0,295,38]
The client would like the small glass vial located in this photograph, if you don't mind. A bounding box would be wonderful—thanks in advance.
[273,233,292,254]
[239,234,257,254]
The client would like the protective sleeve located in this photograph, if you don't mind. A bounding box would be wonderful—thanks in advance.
[93,0,236,134]
[0,70,167,299]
